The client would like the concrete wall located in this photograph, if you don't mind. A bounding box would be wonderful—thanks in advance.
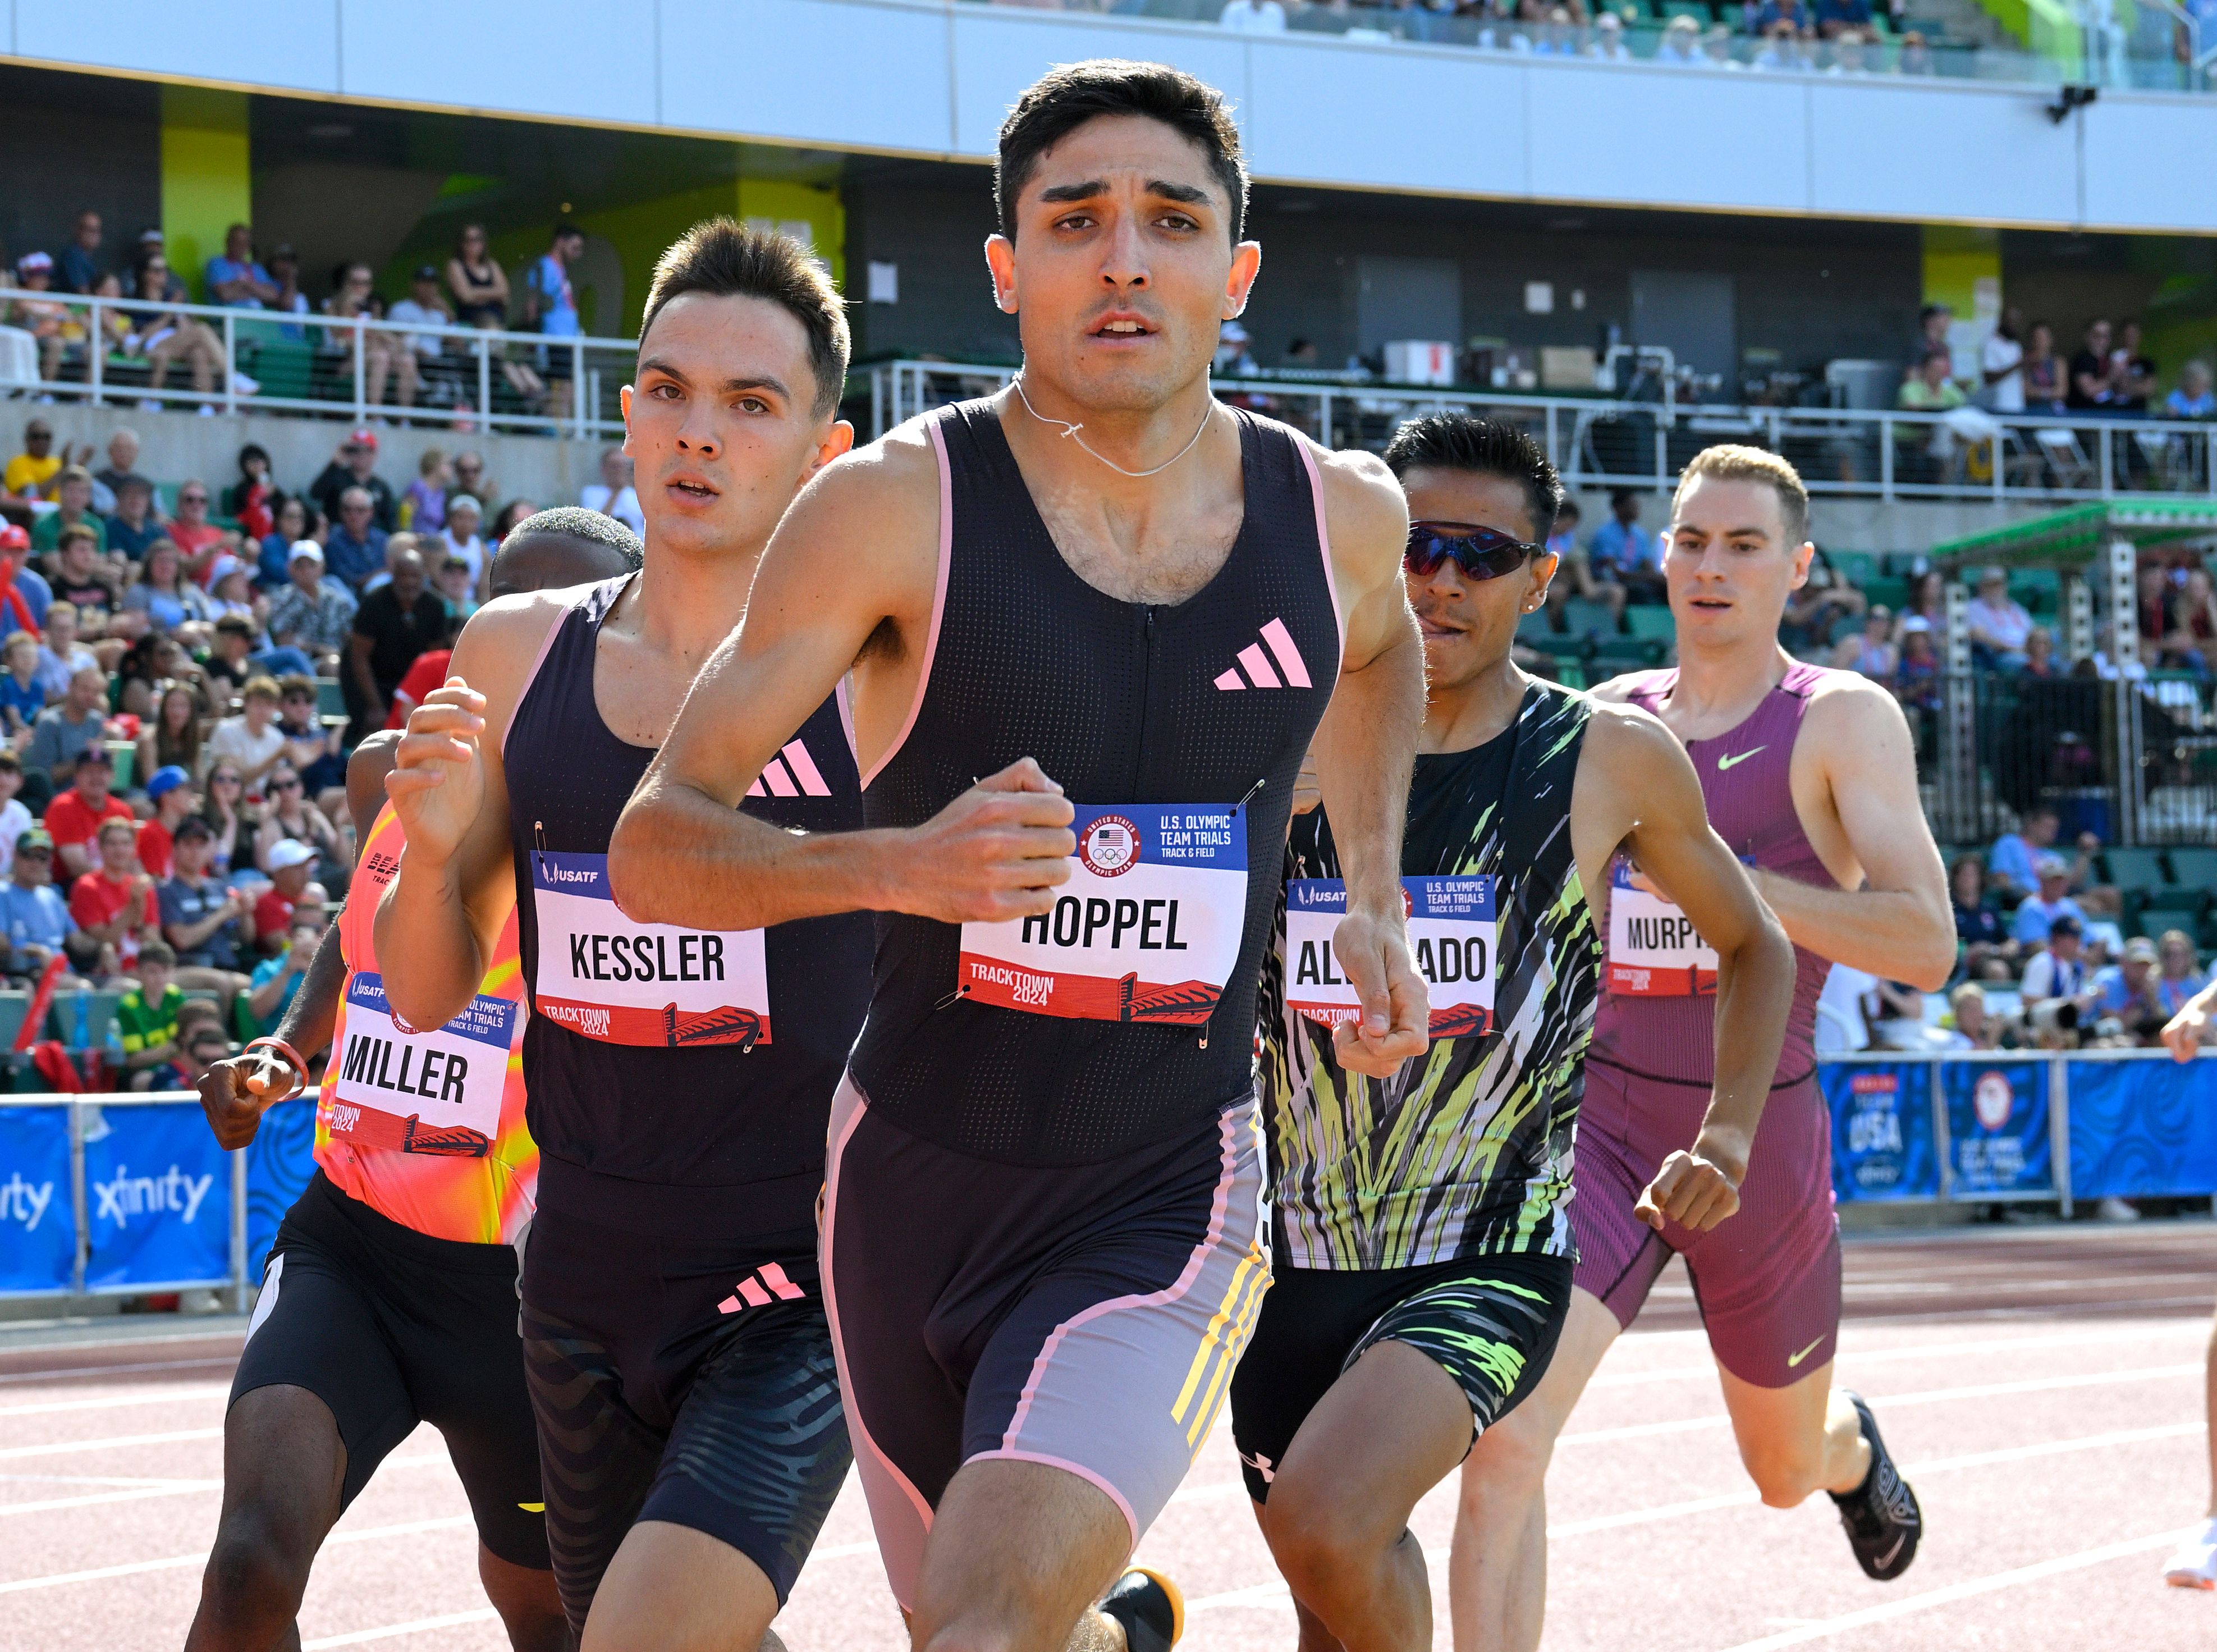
[8,0,2214,235]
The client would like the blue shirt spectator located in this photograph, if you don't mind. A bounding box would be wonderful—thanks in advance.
[524,230,584,337]
[0,875,75,958]
[1987,830,2039,896]
[324,521,388,590]
[1813,0,1868,29]
[13,565,50,628]
[204,226,276,309]
[1589,511,1659,579]
[2011,891,2086,945]
[0,670,44,734]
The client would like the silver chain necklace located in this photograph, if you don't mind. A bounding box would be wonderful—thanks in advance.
[1011,373,1216,479]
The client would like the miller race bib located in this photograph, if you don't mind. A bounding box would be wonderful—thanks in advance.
[1286,876,1496,1038]
[1605,859,1718,997]
[958,804,1246,1023]
[327,971,516,1154]
[530,850,770,1047]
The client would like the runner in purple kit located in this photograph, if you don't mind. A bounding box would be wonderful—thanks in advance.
[1452,446,1957,1650]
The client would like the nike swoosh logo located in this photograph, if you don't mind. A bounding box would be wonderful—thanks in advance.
[1787,1335,1825,1367]
[1717,746,1767,772]
[1874,1534,1906,1569]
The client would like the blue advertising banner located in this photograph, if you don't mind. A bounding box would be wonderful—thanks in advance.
[83,1102,230,1288]
[2068,1056,2217,1198]
[1941,1059,2052,1196]
[0,1105,75,1292]
[245,1097,316,1283]
[1823,1063,1940,1202]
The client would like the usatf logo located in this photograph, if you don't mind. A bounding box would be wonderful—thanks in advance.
[1079,816,1140,878]
[1973,1070,2014,1131]
[92,1163,215,1227]
[1212,618,1312,692]
[0,1171,56,1230]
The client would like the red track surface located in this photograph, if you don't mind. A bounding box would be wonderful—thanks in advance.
[3,1221,2212,1651]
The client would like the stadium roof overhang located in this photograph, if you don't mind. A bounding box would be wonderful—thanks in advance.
[1932,500,2217,573]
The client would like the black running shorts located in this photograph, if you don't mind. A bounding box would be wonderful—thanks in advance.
[230,1170,549,1568]
[1229,1252,1573,1503]
[517,1202,850,1632]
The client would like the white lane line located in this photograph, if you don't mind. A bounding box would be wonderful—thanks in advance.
[1561,1363,2199,1446]
[0,1482,224,1517]
[0,1451,447,1517]
[302,1608,498,1649]
[0,1356,238,1386]
[1188,1579,1298,1613]
[0,1427,223,1461]
[0,1514,471,1598]
[0,1383,230,1418]
[1708,1527,2196,1651]
[1592,1322,2208,1389]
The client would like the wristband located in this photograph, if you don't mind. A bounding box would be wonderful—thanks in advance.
[244,1036,310,1100]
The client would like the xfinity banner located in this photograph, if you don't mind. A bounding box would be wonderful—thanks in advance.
[246,1098,317,1281]
[0,1104,74,1292]
[83,1102,230,1288]
[2067,1056,2217,1198]
[1941,1059,2052,1197]
[1822,1063,1939,1202]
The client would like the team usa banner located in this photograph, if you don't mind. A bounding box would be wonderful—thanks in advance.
[530,850,771,1047]
[1285,875,1497,1038]
[959,804,1246,1023]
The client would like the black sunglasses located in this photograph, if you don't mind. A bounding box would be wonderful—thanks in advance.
[1404,521,1542,582]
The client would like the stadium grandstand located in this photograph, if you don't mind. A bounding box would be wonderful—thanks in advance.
[0,6,2214,1649]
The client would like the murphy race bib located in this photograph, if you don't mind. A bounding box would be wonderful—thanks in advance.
[327,972,516,1154]
[530,850,769,1047]
[958,804,1246,1023]
[1605,859,1717,997]
[1286,876,1495,1037]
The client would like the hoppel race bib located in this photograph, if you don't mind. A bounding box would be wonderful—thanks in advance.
[530,850,769,1047]
[1286,876,1496,1038]
[1606,859,1721,997]
[958,804,1245,1023]
[327,971,516,1154]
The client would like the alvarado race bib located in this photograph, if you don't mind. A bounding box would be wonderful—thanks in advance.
[958,804,1246,1023]
[327,971,516,1154]
[530,850,769,1047]
[1605,859,1717,997]
[1286,876,1495,1038]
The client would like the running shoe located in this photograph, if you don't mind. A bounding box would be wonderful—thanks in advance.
[2161,1516,2217,1589]
[1100,1566,1184,1652]
[1829,1390,1921,1581]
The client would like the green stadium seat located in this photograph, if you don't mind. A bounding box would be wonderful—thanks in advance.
[47,989,125,1052]
[1830,552,1878,585]
[2128,889,2207,940]
[0,992,30,1050]
[2103,846,2168,893]
[1862,575,1909,611]
[2168,848,2217,890]
[1560,598,1620,639]
[248,338,315,403]
[1624,606,1677,643]
[317,678,345,720]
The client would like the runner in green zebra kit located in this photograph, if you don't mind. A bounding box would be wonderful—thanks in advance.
[1231,414,1793,1652]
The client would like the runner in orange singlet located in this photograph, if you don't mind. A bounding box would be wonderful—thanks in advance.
[184,511,639,1652]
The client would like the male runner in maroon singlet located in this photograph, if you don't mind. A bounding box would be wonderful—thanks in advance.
[610,61,1429,1652]
[1452,446,1956,1649]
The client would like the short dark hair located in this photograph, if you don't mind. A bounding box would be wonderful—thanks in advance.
[996,60,1248,244]
[1382,414,1565,544]
[638,218,850,420]
[497,507,643,575]
[138,940,176,969]
[57,524,97,552]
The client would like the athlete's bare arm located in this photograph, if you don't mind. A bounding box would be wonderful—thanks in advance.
[1305,443,1429,1078]
[608,428,1078,930]
[1751,676,1953,991]
[373,594,572,1033]
[2163,980,2217,1060]
[1573,703,1796,1230]
[199,733,403,1150]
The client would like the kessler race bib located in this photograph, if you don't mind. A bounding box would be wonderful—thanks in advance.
[530,850,770,1047]
[1286,876,1496,1037]
[327,972,516,1154]
[958,804,1247,1023]
[1605,859,1719,997]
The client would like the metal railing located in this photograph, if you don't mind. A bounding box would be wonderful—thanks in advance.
[868,359,2217,507]
[960,0,2217,95]
[0,291,640,440]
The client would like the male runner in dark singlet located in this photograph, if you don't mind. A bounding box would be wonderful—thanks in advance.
[187,513,639,1652]
[1233,415,1793,1652]
[607,62,1429,1652]
[1455,446,1957,1650]
[2160,982,2217,1589]
[378,224,865,1652]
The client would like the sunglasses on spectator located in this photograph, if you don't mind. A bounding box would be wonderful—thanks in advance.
[17,847,50,860]
[273,776,303,791]
[180,492,207,505]
[283,691,314,703]
[1404,522,1543,582]
[213,772,241,786]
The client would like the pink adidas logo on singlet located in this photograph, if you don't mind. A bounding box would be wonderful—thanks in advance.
[717,1262,807,1314]
[1212,618,1312,691]
[746,740,832,798]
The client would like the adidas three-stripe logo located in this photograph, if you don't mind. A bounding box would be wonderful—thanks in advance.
[1213,618,1312,691]
[746,739,832,798]
[718,1261,807,1314]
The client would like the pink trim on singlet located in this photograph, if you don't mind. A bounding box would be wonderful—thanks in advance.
[858,422,953,791]
[835,676,859,768]
[1295,441,1346,669]
[500,589,589,759]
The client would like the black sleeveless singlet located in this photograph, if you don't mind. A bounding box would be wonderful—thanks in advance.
[504,574,871,1237]
[850,399,1344,1168]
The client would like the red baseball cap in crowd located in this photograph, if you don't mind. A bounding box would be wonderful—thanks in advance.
[0,525,28,552]
[348,427,379,451]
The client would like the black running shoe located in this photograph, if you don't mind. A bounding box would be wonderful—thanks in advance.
[1828,1390,1921,1581]
[1099,1566,1184,1652]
